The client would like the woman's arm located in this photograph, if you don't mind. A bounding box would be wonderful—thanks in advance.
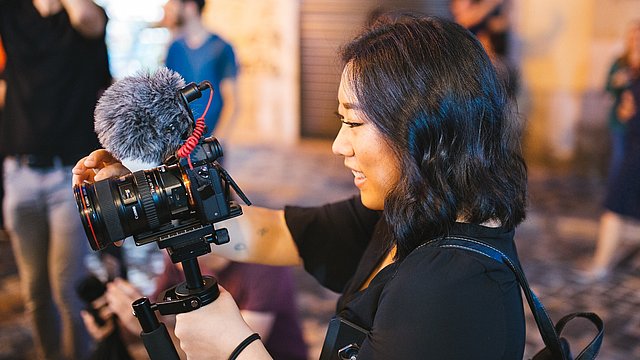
[239,310,275,341]
[212,207,301,266]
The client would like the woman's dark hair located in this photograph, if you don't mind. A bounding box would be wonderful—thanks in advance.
[340,13,527,259]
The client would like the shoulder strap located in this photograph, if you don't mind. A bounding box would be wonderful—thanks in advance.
[438,236,603,360]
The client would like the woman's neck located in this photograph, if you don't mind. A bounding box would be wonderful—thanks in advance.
[455,216,502,228]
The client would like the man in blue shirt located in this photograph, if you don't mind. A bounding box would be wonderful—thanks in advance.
[163,0,238,139]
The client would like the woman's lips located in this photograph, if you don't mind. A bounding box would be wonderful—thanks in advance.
[352,170,366,188]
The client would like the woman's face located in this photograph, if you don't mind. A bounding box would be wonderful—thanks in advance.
[332,67,401,211]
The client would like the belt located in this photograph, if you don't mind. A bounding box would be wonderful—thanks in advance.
[9,154,80,168]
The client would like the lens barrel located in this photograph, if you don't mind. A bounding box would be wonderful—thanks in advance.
[73,165,189,251]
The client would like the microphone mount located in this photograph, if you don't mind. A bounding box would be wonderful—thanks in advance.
[179,81,212,107]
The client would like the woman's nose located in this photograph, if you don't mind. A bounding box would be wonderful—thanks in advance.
[332,126,353,157]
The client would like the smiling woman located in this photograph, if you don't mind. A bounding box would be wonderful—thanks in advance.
[332,65,401,211]
[73,11,528,360]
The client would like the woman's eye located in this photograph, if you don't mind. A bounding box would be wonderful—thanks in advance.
[342,121,363,128]
[335,112,363,128]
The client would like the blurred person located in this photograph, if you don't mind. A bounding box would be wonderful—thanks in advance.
[74,13,529,359]
[450,0,510,57]
[584,20,640,281]
[450,0,519,99]
[162,0,238,140]
[603,20,640,187]
[82,253,308,360]
[0,36,6,241]
[0,0,111,358]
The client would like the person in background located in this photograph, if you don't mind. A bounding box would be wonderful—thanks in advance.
[74,12,528,359]
[82,252,309,360]
[603,20,640,188]
[0,0,111,358]
[162,0,238,140]
[0,36,6,242]
[450,0,510,57]
[451,0,518,98]
[584,20,640,282]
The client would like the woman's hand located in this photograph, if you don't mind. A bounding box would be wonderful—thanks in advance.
[72,149,130,185]
[174,285,272,360]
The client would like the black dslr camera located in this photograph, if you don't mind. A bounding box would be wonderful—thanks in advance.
[73,136,249,253]
[73,80,250,255]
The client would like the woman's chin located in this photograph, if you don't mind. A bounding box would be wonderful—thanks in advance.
[359,193,384,211]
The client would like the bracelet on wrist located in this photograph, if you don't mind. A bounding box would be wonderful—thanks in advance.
[228,333,261,360]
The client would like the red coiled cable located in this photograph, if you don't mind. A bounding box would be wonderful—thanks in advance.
[177,84,214,168]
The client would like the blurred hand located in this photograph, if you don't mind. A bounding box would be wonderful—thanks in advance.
[174,285,265,360]
[80,295,116,341]
[105,278,144,335]
[611,69,632,88]
[0,79,6,109]
[72,149,130,185]
[617,90,637,122]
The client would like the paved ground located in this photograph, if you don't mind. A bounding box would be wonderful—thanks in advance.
[1,140,639,359]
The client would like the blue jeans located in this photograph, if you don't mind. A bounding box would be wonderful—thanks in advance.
[3,157,91,360]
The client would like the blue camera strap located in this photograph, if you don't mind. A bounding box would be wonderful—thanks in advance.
[437,236,603,360]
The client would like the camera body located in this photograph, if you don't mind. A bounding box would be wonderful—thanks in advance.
[176,140,234,227]
[74,137,248,252]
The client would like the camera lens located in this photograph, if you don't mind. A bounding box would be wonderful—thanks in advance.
[73,165,190,251]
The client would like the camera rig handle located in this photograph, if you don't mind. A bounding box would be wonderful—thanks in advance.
[133,298,181,360]
[132,256,221,360]
[132,225,232,360]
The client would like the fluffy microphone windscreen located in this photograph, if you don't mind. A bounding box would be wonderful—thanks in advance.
[94,67,193,165]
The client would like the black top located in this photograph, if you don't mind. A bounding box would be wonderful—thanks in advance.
[0,0,111,157]
[285,197,525,359]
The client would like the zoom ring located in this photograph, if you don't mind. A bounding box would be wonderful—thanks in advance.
[134,171,160,229]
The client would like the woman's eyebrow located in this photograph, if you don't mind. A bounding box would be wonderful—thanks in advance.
[342,102,360,110]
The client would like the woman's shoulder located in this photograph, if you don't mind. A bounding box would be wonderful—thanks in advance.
[387,236,517,298]
[364,241,522,359]
[393,243,491,288]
